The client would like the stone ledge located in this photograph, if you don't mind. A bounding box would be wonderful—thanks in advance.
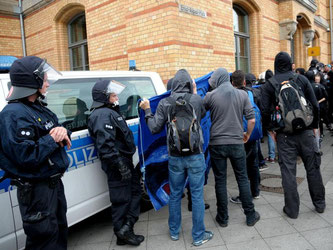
[294,0,317,13]
[314,15,330,30]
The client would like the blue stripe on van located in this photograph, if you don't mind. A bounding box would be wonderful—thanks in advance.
[0,124,139,193]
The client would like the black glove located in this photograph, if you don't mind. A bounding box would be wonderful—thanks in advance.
[118,159,132,181]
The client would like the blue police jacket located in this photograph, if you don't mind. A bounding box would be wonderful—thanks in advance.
[0,99,70,180]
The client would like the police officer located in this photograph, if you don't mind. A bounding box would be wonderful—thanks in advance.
[0,56,71,250]
[88,80,143,246]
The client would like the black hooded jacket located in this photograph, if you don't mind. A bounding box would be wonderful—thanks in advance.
[261,52,319,131]
[144,69,206,156]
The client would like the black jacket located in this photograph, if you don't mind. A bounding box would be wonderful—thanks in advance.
[261,52,319,131]
[88,106,136,171]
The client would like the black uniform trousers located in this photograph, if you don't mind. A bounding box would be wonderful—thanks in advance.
[276,130,325,218]
[17,179,67,250]
[104,157,141,232]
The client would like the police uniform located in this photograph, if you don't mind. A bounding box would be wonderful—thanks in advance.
[0,100,69,250]
[0,56,70,250]
[88,80,142,246]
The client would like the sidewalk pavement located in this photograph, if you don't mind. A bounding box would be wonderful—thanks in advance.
[68,130,333,250]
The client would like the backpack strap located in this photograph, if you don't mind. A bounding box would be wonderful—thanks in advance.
[267,76,280,105]
[247,90,255,105]
[166,94,197,121]
[268,74,299,104]
[166,96,176,123]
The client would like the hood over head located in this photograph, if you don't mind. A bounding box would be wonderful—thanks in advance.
[208,68,230,90]
[166,77,173,91]
[265,69,274,81]
[170,69,193,94]
[305,70,315,82]
[245,73,256,87]
[274,52,292,74]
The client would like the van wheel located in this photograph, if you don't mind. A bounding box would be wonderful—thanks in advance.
[137,166,153,213]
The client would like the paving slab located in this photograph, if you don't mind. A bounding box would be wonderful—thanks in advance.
[263,233,314,250]
[67,132,333,249]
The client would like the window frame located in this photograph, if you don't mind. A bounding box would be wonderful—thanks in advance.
[68,13,89,71]
[233,5,251,73]
[46,76,158,132]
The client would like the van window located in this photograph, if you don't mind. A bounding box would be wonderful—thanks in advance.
[46,77,157,131]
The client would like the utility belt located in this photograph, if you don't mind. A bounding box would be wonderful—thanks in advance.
[11,173,63,189]
[11,173,63,205]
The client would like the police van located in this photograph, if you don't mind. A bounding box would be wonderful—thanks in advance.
[0,71,166,250]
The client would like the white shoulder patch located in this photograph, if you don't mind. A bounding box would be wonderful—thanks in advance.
[105,124,113,130]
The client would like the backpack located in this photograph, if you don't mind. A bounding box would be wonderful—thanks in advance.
[166,94,202,155]
[269,75,313,133]
[243,90,263,142]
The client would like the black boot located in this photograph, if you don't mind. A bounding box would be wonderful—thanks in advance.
[128,223,145,243]
[115,221,141,246]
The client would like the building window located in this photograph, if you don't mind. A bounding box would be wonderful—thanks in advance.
[233,5,250,73]
[68,14,89,70]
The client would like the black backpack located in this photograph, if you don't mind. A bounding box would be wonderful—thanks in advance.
[166,94,202,155]
[269,75,313,133]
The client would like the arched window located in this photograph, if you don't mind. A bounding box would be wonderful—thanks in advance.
[233,5,250,73]
[68,14,89,70]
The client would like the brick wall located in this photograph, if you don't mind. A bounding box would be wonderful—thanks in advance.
[0,0,331,81]
[0,15,23,58]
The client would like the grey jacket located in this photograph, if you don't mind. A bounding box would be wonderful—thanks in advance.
[144,69,206,156]
[204,68,254,145]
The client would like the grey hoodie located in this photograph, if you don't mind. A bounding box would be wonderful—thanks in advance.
[204,68,254,145]
[144,69,206,156]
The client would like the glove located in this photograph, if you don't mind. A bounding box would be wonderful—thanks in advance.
[118,159,132,181]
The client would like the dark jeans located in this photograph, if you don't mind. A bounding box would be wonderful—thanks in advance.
[258,142,265,167]
[277,130,326,218]
[245,140,260,197]
[17,180,68,250]
[209,144,256,224]
[104,157,141,232]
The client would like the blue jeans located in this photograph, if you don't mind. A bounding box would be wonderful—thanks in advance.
[267,132,276,159]
[209,144,256,224]
[168,153,205,242]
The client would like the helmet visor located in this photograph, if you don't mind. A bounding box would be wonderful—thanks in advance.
[33,59,62,85]
[106,80,126,95]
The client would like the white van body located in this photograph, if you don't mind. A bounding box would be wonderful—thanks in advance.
[0,71,166,250]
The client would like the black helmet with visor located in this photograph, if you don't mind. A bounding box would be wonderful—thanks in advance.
[7,56,62,101]
[91,80,126,109]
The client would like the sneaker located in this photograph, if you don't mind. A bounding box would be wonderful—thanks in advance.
[229,196,241,204]
[170,234,179,241]
[192,231,214,246]
[247,211,260,226]
[253,195,260,199]
[259,164,269,172]
[265,157,275,163]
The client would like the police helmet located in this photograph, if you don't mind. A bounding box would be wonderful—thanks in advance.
[310,59,319,68]
[91,80,126,109]
[7,56,61,101]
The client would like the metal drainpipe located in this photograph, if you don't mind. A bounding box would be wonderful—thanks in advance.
[330,0,333,61]
[19,0,26,56]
